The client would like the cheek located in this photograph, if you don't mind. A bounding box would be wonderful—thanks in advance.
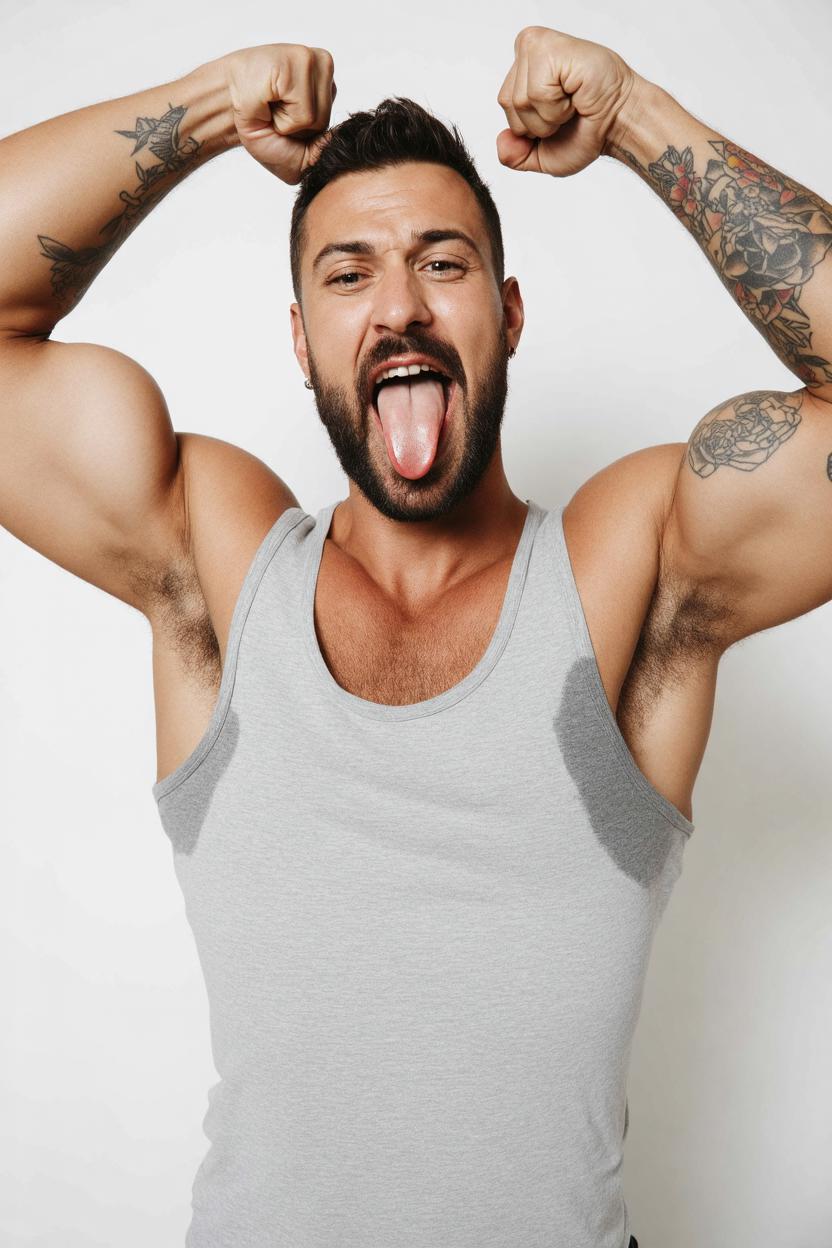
[435,284,502,345]
[306,326,366,388]
[458,323,503,381]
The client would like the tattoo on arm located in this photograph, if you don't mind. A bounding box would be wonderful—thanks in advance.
[37,103,202,311]
[827,451,832,482]
[688,389,803,477]
[613,138,832,389]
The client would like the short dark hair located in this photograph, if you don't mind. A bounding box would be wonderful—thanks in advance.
[289,97,505,302]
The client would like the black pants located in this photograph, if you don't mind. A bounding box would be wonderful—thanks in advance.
[629,1238,639,1247]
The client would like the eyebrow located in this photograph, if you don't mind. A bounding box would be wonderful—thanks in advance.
[311,228,482,273]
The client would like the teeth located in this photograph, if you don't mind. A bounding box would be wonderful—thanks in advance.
[376,362,438,383]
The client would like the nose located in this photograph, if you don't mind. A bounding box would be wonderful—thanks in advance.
[370,258,432,336]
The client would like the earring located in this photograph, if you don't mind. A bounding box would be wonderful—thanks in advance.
[508,346,516,359]
[304,378,313,389]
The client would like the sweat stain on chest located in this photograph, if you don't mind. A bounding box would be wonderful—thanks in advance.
[553,658,679,887]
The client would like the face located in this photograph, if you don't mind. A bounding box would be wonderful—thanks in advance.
[290,162,524,522]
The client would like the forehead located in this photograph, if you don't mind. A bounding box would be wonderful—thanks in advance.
[302,161,488,258]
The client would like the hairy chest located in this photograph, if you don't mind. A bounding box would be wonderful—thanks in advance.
[311,551,510,705]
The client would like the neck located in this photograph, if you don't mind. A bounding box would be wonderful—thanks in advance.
[329,449,527,608]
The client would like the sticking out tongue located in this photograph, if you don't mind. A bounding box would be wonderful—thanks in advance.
[376,377,447,478]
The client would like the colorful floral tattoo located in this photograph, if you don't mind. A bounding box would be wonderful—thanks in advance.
[614,138,832,389]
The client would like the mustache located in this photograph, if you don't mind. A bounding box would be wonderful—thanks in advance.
[358,332,465,401]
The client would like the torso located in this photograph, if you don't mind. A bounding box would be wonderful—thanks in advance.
[311,516,521,709]
[148,462,728,825]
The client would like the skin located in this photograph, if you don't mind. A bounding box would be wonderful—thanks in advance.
[2,35,832,816]
[289,161,527,607]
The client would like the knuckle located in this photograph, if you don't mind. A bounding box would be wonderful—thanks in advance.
[516,25,539,45]
[289,44,315,69]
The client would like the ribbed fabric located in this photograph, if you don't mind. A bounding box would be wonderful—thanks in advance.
[153,498,693,1247]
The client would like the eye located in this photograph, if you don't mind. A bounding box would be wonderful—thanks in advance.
[327,270,365,287]
[425,259,466,275]
[325,259,467,288]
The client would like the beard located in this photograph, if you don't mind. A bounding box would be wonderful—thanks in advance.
[306,330,510,523]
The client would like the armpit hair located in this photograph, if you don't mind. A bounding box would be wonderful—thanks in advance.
[130,553,220,688]
[617,561,737,731]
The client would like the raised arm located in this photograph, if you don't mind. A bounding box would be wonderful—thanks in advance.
[606,84,832,398]
[604,70,832,640]
[0,45,332,612]
[497,26,832,644]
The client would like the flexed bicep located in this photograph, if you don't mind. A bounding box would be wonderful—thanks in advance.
[665,386,832,644]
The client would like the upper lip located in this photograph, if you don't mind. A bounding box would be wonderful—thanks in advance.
[368,353,454,398]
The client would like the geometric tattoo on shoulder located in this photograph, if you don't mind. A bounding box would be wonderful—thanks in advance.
[611,138,832,389]
[687,389,803,477]
[37,103,202,312]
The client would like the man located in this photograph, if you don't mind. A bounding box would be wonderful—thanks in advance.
[0,25,829,1247]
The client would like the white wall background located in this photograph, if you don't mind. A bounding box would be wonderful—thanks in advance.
[2,0,831,1244]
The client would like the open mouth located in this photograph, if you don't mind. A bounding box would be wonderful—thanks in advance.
[370,364,451,408]
[370,365,457,479]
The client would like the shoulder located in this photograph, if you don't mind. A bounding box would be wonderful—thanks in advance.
[561,442,689,700]
[138,432,299,661]
[563,440,684,588]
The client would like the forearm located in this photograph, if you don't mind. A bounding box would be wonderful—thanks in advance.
[0,56,237,336]
[605,78,832,401]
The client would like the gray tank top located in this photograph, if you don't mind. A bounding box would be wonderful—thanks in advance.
[152,498,693,1248]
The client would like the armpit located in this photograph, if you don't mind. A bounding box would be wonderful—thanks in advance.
[618,564,736,731]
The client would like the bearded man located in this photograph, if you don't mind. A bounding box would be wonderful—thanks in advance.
[1,27,830,1248]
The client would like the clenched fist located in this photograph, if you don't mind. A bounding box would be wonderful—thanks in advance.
[223,43,337,184]
[497,27,639,177]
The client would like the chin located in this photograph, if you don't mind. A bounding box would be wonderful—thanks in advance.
[361,455,480,524]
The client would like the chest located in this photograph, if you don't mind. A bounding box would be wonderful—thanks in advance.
[312,544,513,705]
[151,529,711,824]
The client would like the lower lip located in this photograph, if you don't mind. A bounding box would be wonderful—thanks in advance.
[371,380,457,453]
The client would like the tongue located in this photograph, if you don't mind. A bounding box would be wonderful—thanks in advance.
[376,378,446,478]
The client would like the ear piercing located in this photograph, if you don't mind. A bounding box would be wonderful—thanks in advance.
[304,378,313,389]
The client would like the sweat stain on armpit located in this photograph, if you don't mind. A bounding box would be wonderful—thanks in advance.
[553,658,676,886]
[158,709,240,855]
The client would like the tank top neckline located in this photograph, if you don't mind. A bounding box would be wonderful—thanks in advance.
[301,498,546,721]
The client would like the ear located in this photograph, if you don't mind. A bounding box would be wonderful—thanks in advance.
[500,277,524,354]
[290,303,311,381]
